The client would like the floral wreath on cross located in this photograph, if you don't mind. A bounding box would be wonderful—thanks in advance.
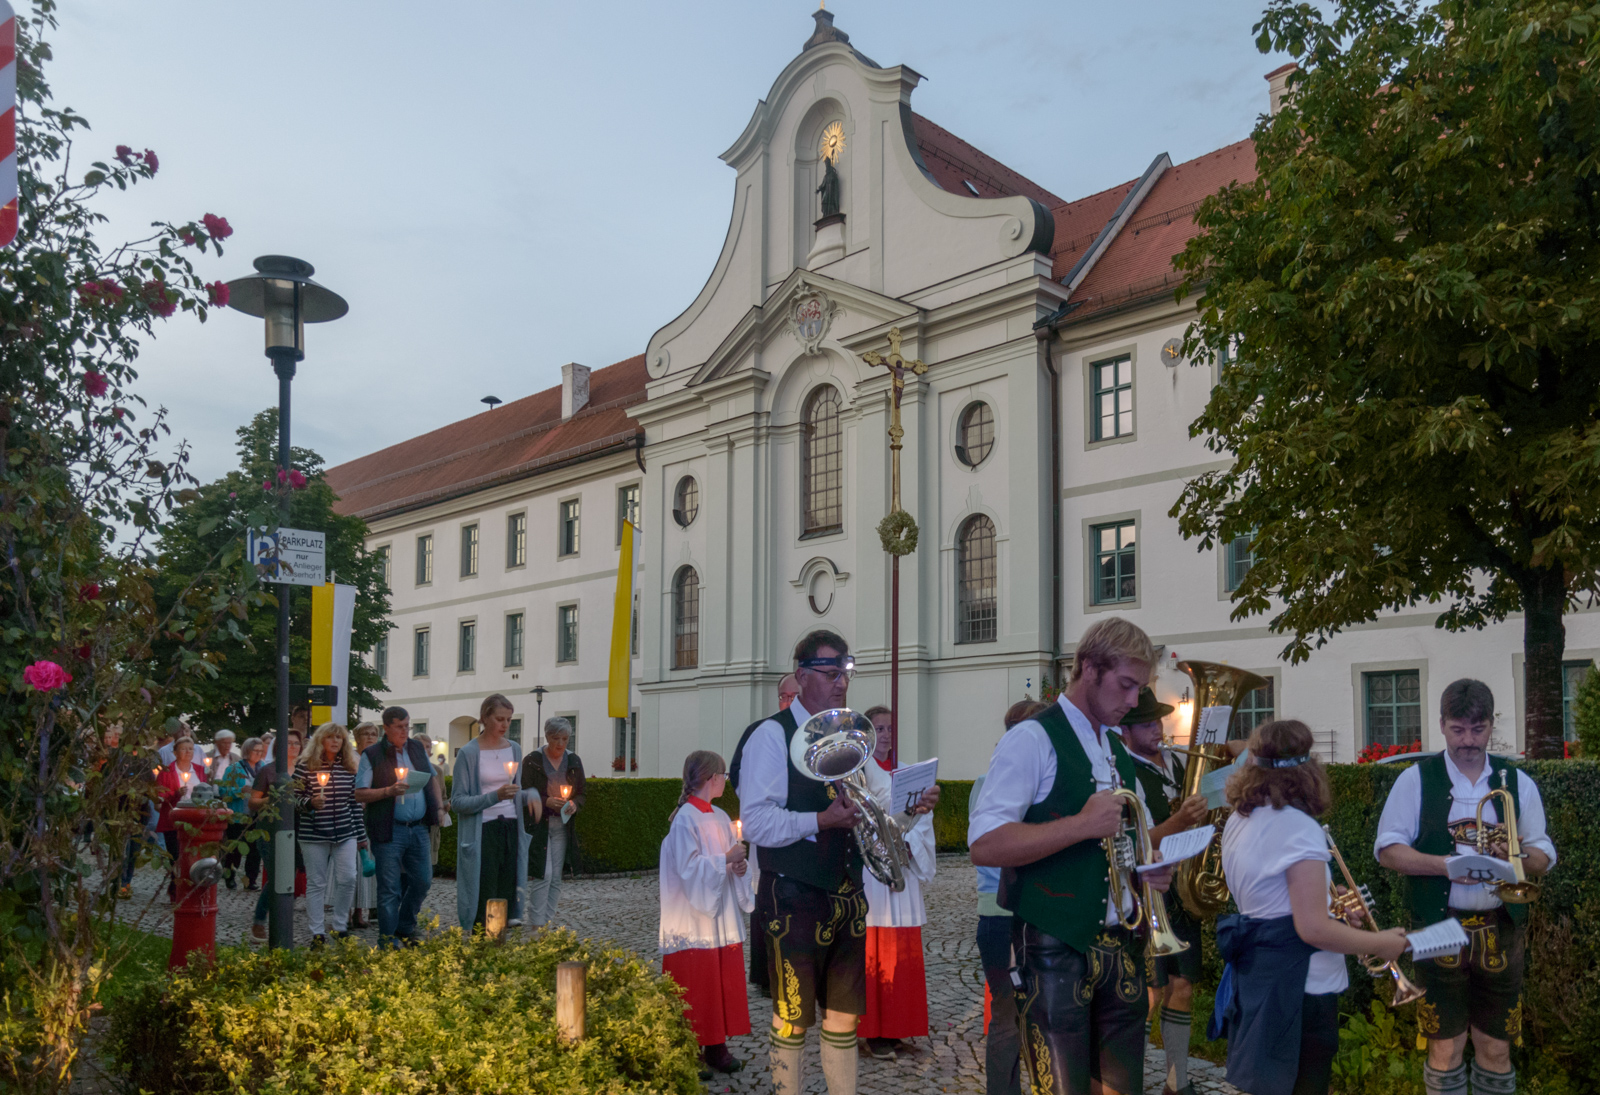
[877,510,919,556]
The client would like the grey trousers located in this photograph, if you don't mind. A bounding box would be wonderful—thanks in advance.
[528,819,568,927]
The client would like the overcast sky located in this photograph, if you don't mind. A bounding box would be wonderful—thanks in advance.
[48,1,1287,483]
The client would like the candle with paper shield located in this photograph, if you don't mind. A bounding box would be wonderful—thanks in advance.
[316,770,330,788]
[505,760,518,781]
[395,765,408,790]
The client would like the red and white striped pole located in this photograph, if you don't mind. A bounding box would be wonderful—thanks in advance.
[0,2,16,249]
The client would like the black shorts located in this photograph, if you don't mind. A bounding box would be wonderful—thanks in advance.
[1413,906,1525,1044]
[1147,907,1204,989]
[759,872,867,1030]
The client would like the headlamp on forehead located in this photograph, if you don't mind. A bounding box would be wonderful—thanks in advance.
[799,654,856,678]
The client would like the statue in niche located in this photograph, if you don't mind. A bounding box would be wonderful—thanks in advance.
[816,120,845,219]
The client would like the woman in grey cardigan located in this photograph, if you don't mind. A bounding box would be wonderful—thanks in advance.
[450,693,538,932]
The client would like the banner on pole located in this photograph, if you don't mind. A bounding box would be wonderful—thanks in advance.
[311,582,357,725]
[607,520,635,718]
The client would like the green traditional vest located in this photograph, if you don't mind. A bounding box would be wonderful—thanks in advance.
[1127,746,1186,828]
[1012,702,1141,955]
[1409,752,1526,926]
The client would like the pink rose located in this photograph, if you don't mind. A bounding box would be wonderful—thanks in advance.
[206,281,230,307]
[142,280,177,318]
[288,469,307,489]
[83,371,108,398]
[200,213,232,240]
[115,145,135,166]
[142,149,159,174]
[23,660,72,692]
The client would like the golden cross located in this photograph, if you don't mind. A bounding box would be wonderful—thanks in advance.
[862,326,927,513]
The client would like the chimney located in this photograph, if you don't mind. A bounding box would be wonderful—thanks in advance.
[561,362,591,419]
[1265,63,1298,116]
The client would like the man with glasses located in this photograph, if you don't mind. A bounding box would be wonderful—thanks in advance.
[730,630,939,1095]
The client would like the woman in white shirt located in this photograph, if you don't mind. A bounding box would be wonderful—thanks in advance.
[1219,719,1409,1095]
[658,750,752,1077]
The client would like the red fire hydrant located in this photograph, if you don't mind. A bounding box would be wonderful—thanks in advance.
[168,805,231,969]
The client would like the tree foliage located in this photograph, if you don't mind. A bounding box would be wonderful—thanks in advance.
[156,408,391,734]
[1173,0,1600,757]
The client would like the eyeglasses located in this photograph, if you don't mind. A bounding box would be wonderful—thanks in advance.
[802,666,856,684]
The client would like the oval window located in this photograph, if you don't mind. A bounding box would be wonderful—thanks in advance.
[673,476,700,527]
[956,401,994,467]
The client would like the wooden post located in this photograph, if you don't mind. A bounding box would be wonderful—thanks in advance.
[556,961,586,1041]
[485,898,507,940]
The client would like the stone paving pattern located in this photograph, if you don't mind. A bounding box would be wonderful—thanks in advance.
[120,853,1240,1094]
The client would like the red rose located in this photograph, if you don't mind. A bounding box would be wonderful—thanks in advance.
[180,230,196,246]
[142,280,177,318]
[75,645,92,660]
[83,371,109,398]
[23,660,72,692]
[288,469,307,489]
[79,582,101,601]
[206,281,230,307]
[200,213,233,240]
[100,280,125,300]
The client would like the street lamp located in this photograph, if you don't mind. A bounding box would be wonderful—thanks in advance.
[226,255,347,951]
[530,685,548,747]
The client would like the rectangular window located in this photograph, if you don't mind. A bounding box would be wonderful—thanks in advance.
[376,545,391,588]
[1091,520,1137,605]
[508,717,522,746]
[1091,355,1134,441]
[505,612,525,668]
[413,627,430,677]
[560,499,581,557]
[373,636,388,684]
[1225,532,1254,593]
[415,534,433,586]
[458,621,476,673]
[1231,678,1275,736]
[1563,660,1594,742]
[613,712,638,773]
[631,592,639,657]
[557,604,579,663]
[1364,669,1422,748]
[460,524,479,578]
[617,484,640,544]
[507,512,526,569]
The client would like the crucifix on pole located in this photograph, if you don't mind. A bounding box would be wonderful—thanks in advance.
[862,326,927,769]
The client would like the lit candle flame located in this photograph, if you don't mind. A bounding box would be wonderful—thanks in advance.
[504,761,518,780]
[735,819,743,841]
[180,770,191,785]
[395,766,409,784]
[317,770,329,787]
[560,785,570,800]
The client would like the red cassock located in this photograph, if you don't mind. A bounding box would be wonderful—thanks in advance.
[858,772,937,1041]
[662,943,750,1045]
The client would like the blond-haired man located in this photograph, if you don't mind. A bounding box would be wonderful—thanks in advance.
[970,617,1176,1095]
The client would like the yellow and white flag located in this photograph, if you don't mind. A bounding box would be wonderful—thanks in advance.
[607,520,635,718]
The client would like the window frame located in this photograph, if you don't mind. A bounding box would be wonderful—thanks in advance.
[1222,531,1255,596]
[412,626,430,678]
[460,523,479,579]
[1084,513,1140,611]
[558,496,582,558]
[673,565,701,670]
[1362,668,1423,749]
[1563,658,1595,742]
[955,400,995,468]
[375,544,392,588]
[504,611,525,669]
[506,511,527,570]
[1083,347,1137,448]
[616,482,641,545]
[613,711,639,774]
[800,385,845,538]
[956,513,998,644]
[373,635,388,685]
[556,602,579,664]
[1230,675,1277,737]
[415,533,434,587]
[457,618,477,674]
[672,475,699,528]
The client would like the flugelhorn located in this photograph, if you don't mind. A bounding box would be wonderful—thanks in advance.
[791,708,911,892]
[1322,824,1425,1006]
[1173,660,1269,918]
[1473,768,1538,904]
[1104,778,1188,957]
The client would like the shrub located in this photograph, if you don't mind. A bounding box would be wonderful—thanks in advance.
[105,927,701,1095]
[1573,668,1600,760]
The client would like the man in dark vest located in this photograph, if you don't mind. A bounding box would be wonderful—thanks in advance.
[353,705,443,948]
[969,617,1177,1095]
[1116,687,1209,1095]
[730,630,939,1095]
[1374,679,1556,1095]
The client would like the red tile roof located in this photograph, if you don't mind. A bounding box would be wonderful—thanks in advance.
[911,112,1064,208]
[1060,138,1257,322]
[325,355,648,521]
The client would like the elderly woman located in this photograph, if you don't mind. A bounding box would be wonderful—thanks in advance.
[520,716,587,928]
[295,722,369,944]
[239,737,267,890]
[155,737,207,902]
[349,721,383,929]
[452,694,534,933]
[210,730,254,890]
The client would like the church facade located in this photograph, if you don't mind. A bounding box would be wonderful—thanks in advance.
[327,14,1598,775]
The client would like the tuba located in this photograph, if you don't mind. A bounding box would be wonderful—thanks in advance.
[1172,660,1269,919]
[1104,778,1189,957]
[1473,768,1538,904]
[791,708,912,892]
[1323,824,1426,1005]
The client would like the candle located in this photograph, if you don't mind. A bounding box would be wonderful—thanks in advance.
[395,765,409,785]
[560,785,571,800]
[180,770,191,785]
[504,761,518,780]
[735,819,743,841]
[317,770,329,788]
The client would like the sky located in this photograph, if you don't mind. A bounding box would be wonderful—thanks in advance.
[47,1,1288,484]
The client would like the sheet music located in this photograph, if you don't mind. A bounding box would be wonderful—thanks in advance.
[1198,755,1243,810]
[1445,853,1517,886]
[890,758,939,814]
[1134,825,1216,873]
[1406,917,1470,962]
[1195,705,1234,746]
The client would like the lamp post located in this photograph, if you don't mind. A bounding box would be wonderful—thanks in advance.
[225,255,348,950]
[531,685,548,748]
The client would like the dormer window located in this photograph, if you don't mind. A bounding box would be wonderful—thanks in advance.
[963,180,980,196]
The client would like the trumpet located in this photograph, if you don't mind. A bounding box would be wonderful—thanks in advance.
[1104,779,1189,958]
[1474,768,1538,904]
[1322,824,1425,1006]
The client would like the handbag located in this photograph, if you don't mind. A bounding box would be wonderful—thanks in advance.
[359,846,377,878]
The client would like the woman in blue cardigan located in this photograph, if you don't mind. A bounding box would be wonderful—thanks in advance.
[451,693,538,932]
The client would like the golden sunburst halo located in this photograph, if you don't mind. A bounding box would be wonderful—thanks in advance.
[819,121,845,165]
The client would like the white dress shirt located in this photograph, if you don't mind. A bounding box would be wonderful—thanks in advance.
[735,699,894,853]
[968,694,1147,926]
[1373,753,1556,911]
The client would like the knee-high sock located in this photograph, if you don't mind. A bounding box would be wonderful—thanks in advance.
[820,1027,858,1095]
[1161,1006,1192,1091]
[1468,1060,1515,1095]
[1424,1061,1468,1095]
[769,1028,805,1095]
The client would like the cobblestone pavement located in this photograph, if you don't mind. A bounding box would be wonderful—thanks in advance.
[119,854,1239,1094]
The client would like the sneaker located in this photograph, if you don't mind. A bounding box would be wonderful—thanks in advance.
[704,1043,744,1074]
[507,918,523,928]
[866,1037,897,1060]
[250,923,267,944]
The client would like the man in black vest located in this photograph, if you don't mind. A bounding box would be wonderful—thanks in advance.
[1374,679,1556,1095]
[730,630,939,1095]
[353,705,443,948]
[743,672,801,998]
[969,617,1176,1095]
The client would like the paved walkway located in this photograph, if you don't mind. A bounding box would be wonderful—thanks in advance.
[116,855,1239,1094]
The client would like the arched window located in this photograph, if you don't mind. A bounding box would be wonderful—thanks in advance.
[673,566,700,670]
[802,386,844,536]
[956,401,994,467]
[957,515,997,644]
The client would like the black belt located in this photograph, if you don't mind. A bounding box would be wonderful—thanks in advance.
[395,817,429,827]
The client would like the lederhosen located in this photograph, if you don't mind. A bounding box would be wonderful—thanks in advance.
[1408,753,1527,1045]
[1127,746,1205,988]
[729,707,868,1029]
[1007,704,1149,1095]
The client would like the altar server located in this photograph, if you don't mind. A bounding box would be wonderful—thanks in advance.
[659,750,754,1076]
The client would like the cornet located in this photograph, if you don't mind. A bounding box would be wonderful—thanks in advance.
[1473,768,1538,905]
[1104,779,1188,958]
[1322,824,1425,1006]
[791,708,912,892]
